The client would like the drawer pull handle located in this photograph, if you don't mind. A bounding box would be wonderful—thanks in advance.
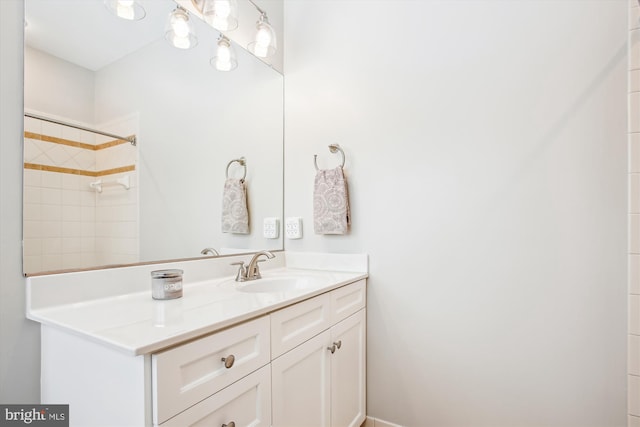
[327,345,336,354]
[222,422,235,427]
[334,340,342,349]
[221,354,235,369]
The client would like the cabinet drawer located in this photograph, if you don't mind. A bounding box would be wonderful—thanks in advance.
[271,293,331,359]
[160,365,271,427]
[152,316,270,424]
[331,280,366,324]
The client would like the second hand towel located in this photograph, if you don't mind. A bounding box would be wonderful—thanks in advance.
[221,178,249,234]
[314,166,350,234]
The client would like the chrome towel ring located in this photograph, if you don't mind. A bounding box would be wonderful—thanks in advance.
[314,144,345,171]
[226,157,247,181]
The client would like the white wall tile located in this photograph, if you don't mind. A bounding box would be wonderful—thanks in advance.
[61,173,80,190]
[630,415,640,427]
[61,205,81,222]
[81,237,95,252]
[23,238,42,256]
[22,221,41,239]
[23,256,42,274]
[41,204,61,221]
[632,93,640,133]
[62,237,81,253]
[23,203,41,221]
[632,134,640,173]
[62,221,82,238]
[632,174,640,213]
[42,238,61,255]
[61,189,81,206]
[631,4,640,30]
[632,29,640,70]
[631,375,640,416]
[41,254,62,271]
[23,169,41,187]
[632,70,640,93]
[631,214,640,253]
[631,335,640,376]
[23,186,41,204]
[631,255,640,295]
[41,221,61,238]
[631,295,640,336]
[41,188,61,205]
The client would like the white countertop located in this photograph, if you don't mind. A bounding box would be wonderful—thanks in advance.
[26,252,368,356]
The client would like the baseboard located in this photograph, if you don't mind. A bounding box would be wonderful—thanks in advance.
[362,416,405,427]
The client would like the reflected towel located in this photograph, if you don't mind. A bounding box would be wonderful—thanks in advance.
[314,166,350,235]
[221,178,249,234]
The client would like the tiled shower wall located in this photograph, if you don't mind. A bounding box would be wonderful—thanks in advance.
[23,116,138,274]
[630,1,640,426]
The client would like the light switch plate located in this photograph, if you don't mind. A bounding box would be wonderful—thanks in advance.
[285,217,302,239]
[263,217,279,239]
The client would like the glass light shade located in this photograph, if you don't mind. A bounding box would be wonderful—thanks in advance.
[104,0,146,21]
[211,36,238,71]
[164,6,198,49]
[202,0,238,31]
[247,14,277,58]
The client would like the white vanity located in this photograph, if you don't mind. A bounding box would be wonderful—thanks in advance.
[26,252,367,427]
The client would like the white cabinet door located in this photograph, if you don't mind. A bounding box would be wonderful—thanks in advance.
[331,309,366,427]
[271,330,332,427]
[152,316,270,424]
[160,365,271,427]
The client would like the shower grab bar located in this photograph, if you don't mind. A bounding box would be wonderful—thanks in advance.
[89,175,130,193]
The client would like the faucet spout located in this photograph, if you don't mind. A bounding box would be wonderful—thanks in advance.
[245,250,275,281]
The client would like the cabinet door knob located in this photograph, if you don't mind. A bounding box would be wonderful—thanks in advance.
[327,345,336,354]
[333,340,342,350]
[221,354,235,369]
[222,422,235,427]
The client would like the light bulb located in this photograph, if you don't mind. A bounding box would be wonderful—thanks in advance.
[172,15,190,38]
[116,2,135,20]
[173,36,191,49]
[217,44,231,62]
[215,0,231,18]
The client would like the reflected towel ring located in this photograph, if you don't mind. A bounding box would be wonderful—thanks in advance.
[314,144,345,171]
[226,157,247,180]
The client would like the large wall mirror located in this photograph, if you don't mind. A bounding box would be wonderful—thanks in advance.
[23,0,284,276]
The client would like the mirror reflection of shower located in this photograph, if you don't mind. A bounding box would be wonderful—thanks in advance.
[23,114,138,274]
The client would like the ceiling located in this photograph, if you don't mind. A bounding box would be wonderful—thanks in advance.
[25,0,179,71]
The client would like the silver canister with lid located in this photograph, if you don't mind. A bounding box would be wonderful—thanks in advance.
[151,269,183,300]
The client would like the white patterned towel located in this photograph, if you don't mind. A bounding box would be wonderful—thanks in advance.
[221,178,249,234]
[314,166,350,234]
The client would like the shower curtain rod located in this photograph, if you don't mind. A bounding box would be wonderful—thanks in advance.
[24,113,137,146]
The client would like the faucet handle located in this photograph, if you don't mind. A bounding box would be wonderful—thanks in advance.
[230,262,246,282]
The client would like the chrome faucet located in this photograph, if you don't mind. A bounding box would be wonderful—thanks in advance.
[201,248,220,256]
[231,250,275,282]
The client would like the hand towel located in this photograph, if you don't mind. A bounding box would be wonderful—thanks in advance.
[221,178,249,234]
[314,166,350,234]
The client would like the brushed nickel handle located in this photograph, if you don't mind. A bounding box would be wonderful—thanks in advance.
[333,340,342,350]
[221,354,235,369]
[222,422,235,427]
[327,345,336,354]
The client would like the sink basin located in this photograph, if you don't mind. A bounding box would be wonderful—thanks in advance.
[236,275,326,293]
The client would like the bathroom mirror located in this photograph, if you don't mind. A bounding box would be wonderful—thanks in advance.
[22,0,284,275]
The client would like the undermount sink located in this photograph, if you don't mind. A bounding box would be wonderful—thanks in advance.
[235,275,326,293]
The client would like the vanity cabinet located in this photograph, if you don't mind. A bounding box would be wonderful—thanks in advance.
[271,280,366,427]
[38,278,366,427]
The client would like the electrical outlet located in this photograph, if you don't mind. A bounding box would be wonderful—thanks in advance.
[285,217,302,239]
[263,217,279,239]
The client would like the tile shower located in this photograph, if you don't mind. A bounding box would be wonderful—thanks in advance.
[23,115,138,274]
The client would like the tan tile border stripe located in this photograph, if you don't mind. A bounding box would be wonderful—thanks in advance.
[24,163,135,177]
[24,131,134,151]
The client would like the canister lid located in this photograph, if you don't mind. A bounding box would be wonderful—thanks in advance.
[151,269,183,278]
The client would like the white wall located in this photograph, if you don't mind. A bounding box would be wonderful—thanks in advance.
[0,0,40,402]
[24,46,95,124]
[284,1,628,426]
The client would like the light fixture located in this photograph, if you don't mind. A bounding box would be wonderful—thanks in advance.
[211,35,238,71]
[104,0,146,21]
[164,6,198,50]
[201,0,239,32]
[247,3,277,59]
